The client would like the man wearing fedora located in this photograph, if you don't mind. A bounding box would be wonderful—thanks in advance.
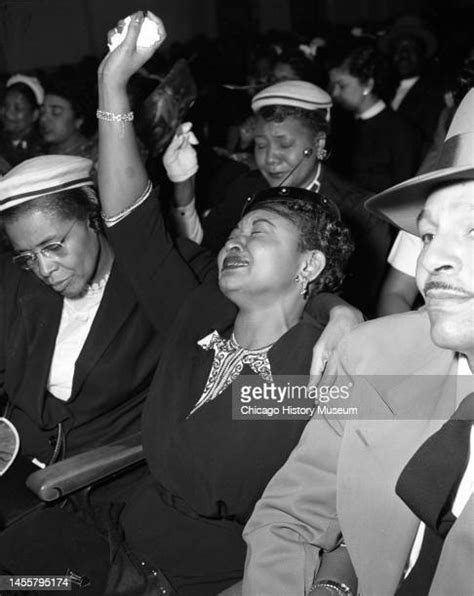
[241,90,474,595]
[379,15,444,158]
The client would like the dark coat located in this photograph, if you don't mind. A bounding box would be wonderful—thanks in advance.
[333,107,422,193]
[106,193,328,594]
[0,128,45,170]
[396,75,445,157]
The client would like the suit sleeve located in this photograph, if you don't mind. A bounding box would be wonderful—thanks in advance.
[106,190,216,334]
[242,350,351,595]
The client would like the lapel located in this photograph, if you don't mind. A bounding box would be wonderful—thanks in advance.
[16,283,62,421]
[70,263,136,399]
[430,494,474,595]
[338,348,459,596]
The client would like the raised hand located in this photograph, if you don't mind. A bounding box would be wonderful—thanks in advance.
[163,122,199,183]
[98,11,166,89]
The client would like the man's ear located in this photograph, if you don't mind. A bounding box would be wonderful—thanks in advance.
[300,250,326,284]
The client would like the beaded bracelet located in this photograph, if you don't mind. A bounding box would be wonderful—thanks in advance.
[96,109,134,122]
[310,579,353,596]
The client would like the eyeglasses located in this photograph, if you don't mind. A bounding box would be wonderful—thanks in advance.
[242,186,341,221]
[12,221,77,271]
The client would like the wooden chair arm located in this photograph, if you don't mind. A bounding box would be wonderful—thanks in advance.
[26,433,144,502]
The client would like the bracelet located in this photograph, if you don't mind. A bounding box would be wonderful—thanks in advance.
[102,180,153,226]
[96,109,134,122]
[310,579,353,596]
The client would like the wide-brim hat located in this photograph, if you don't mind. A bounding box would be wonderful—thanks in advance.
[365,89,474,236]
[251,80,332,120]
[379,15,437,58]
[0,155,94,212]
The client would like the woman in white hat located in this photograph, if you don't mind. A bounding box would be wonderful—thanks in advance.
[166,79,392,316]
[0,74,46,173]
[0,150,217,508]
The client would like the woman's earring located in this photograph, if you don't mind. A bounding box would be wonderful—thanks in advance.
[295,274,309,299]
[315,147,328,161]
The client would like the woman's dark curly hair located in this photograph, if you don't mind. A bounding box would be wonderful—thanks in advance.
[340,44,397,102]
[256,104,330,137]
[1,186,102,247]
[252,197,354,295]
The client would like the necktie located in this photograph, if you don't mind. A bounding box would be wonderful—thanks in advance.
[395,392,473,595]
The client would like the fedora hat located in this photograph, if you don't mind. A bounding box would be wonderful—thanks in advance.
[365,88,474,236]
[379,15,437,58]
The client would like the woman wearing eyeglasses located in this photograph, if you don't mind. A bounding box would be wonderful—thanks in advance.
[0,153,216,476]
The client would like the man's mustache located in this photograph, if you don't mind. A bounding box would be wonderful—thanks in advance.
[423,280,472,296]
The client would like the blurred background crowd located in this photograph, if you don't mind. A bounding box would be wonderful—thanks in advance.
[1,0,474,317]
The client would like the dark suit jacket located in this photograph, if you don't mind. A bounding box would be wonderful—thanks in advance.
[396,75,444,157]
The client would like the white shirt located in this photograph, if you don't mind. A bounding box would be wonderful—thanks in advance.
[391,76,420,111]
[356,100,386,121]
[404,355,473,578]
[388,230,423,277]
[47,277,109,401]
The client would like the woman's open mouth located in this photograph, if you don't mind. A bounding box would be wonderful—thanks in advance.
[222,256,249,271]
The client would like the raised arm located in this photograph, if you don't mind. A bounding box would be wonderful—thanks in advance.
[96,13,216,332]
[97,11,164,216]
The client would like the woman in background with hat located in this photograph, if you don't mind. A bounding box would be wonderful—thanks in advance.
[167,79,392,316]
[0,74,46,173]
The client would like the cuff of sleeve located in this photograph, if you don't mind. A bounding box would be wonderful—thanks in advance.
[102,180,153,227]
[172,197,197,218]
[172,197,203,244]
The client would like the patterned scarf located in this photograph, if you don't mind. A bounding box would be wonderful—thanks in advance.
[188,330,273,417]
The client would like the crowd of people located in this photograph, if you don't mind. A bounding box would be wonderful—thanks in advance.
[0,9,472,596]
